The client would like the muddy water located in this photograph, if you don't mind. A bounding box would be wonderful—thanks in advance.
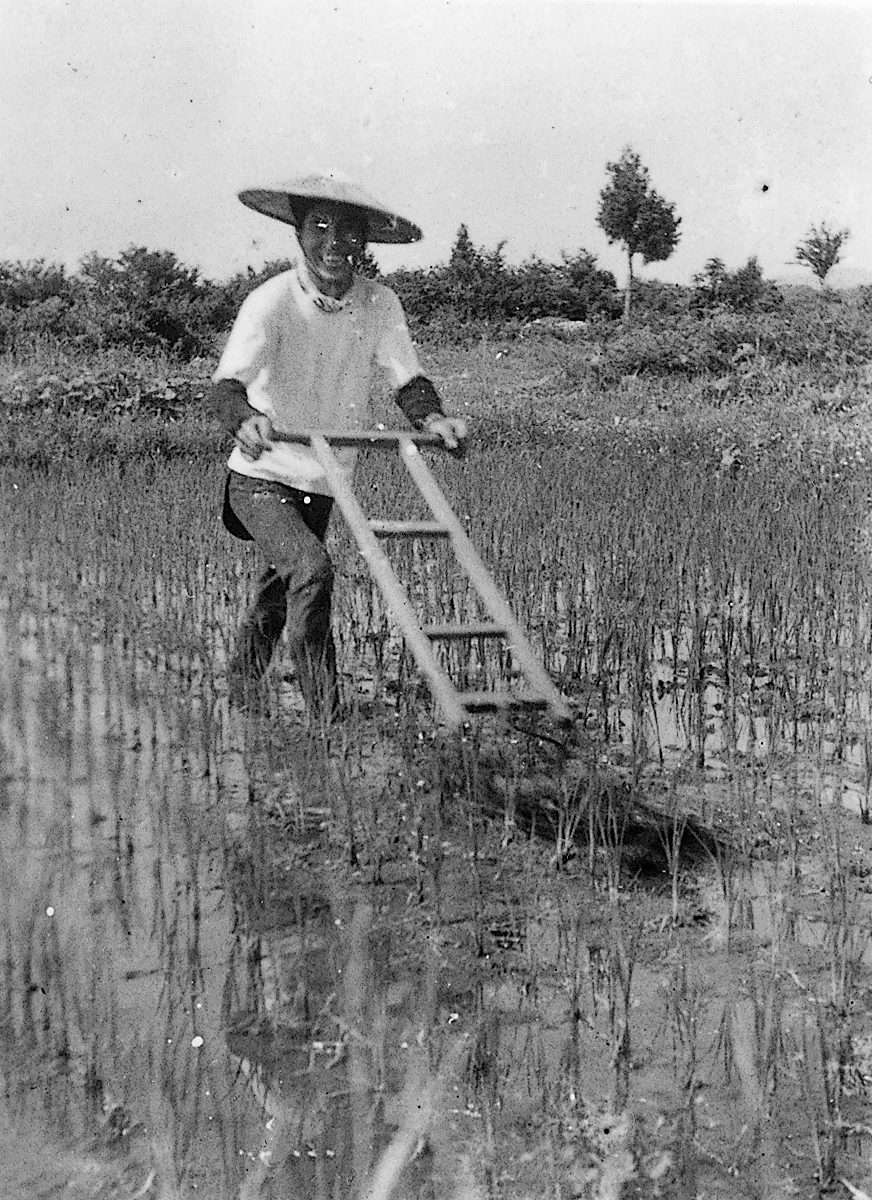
[0,613,251,1195]
[0,607,519,1197]
[4,599,872,1199]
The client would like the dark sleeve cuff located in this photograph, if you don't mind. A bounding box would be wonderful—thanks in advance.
[395,375,445,427]
[209,378,252,436]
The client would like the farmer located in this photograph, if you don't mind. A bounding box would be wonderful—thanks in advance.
[209,174,467,719]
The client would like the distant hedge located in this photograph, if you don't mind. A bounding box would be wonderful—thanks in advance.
[2,229,853,365]
[0,230,626,359]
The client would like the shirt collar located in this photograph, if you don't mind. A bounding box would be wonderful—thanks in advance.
[294,258,354,314]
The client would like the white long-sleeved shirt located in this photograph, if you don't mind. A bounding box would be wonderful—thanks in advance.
[213,267,422,496]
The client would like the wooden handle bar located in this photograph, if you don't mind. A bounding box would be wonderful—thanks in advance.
[270,430,448,449]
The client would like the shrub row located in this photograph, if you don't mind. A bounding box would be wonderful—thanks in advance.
[0,230,811,362]
[1,237,870,380]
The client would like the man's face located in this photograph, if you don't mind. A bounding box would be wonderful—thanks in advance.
[298,202,366,298]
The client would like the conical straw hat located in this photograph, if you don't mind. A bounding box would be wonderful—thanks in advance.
[238,173,422,244]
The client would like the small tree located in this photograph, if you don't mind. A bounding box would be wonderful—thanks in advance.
[691,257,728,305]
[794,222,850,288]
[443,225,513,323]
[597,148,681,319]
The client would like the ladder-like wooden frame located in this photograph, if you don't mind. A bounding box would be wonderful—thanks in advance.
[273,430,572,729]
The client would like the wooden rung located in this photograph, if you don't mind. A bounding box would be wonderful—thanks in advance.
[459,692,550,712]
[422,622,506,640]
[368,520,450,538]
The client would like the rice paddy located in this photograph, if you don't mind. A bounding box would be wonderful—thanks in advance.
[3,331,872,1197]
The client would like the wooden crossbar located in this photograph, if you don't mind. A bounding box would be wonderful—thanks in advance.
[368,520,450,538]
[271,429,572,729]
[421,622,506,639]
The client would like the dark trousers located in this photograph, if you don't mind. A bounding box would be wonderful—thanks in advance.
[225,473,338,715]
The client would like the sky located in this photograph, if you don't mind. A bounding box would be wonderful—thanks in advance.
[2,0,871,288]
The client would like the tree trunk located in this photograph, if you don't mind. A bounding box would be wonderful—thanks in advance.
[623,252,635,320]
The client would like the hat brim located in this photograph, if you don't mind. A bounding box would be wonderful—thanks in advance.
[238,183,422,245]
